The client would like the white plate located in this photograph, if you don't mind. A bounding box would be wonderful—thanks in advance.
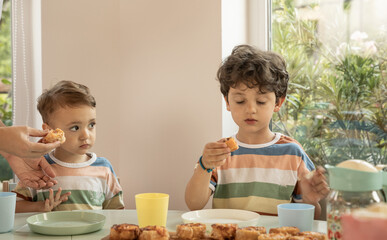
[181,209,260,231]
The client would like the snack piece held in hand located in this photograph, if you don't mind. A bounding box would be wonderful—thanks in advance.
[139,226,170,240]
[235,226,267,240]
[225,137,239,152]
[210,223,237,239]
[42,128,66,144]
[176,223,206,239]
[110,223,140,240]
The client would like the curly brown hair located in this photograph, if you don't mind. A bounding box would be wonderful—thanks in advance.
[37,80,96,124]
[217,45,289,103]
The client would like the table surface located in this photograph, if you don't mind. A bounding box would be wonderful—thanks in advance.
[0,210,327,239]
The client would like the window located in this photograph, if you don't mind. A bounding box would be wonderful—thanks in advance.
[0,0,13,181]
[271,0,386,166]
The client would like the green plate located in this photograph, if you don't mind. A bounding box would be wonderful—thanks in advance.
[26,211,106,235]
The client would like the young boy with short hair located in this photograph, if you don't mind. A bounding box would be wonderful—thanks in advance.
[13,80,124,212]
[185,45,329,218]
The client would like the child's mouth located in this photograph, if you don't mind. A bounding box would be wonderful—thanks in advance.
[245,119,257,125]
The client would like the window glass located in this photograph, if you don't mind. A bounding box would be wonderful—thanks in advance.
[0,0,13,181]
[271,0,386,166]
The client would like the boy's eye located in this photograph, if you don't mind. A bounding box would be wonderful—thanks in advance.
[235,100,245,104]
[70,126,79,131]
[88,122,96,128]
[257,101,266,105]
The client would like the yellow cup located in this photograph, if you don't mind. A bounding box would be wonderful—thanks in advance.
[135,193,169,227]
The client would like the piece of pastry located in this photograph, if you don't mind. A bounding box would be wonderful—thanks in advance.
[225,137,239,152]
[287,236,313,240]
[235,226,267,240]
[210,223,237,240]
[258,233,288,240]
[42,128,66,144]
[176,223,206,239]
[139,225,170,240]
[269,227,300,236]
[297,231,328,240]
[110,223,140,240]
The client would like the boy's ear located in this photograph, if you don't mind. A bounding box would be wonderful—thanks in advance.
[274,96,286,112]
[42,123,51,130]
[224,96,231,111]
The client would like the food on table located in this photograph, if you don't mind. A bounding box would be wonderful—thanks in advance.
[269,227,300,236]
[42,128,66,144]
[138,225,170,240]
[258,233,288,240]
[225,137,239,152]
[235,226,267,240]
[108,223,327,240]
[110,224,140,240]
[210,223,237,239]
[297,231,328,240]
[176,223,206,239]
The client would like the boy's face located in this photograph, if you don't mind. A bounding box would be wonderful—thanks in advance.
[225,83,285,140]
[43,105,96,156]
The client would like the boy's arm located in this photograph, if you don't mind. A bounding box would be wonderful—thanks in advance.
[185,141,231,210]
[299,167,330,219]
[16,200,45,213]
[185,165,213,210]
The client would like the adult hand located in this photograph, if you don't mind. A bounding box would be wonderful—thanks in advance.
[0,121,60,158]
[2,152,58,189]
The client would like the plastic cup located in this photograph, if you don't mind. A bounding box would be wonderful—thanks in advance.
[135,193,169,227]
[0,192,16,233]
[277,203,315,232]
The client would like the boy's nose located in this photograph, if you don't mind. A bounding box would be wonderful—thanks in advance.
[246,103,257,114]
[79,130,90,140]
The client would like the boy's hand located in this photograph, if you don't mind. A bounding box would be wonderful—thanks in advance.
[201,139,231,170]
[299,166,330,204]
[43,188,71,212]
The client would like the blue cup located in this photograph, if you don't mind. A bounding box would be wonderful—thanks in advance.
[0,192,16,233]
[277,203,315,232]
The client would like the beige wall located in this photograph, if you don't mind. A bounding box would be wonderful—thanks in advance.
[41,0,222,210]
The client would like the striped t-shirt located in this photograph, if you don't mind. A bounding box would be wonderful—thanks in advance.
[13,151,124,210]
[210,133,314,215]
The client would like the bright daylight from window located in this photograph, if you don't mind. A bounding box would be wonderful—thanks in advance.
[271,0,386,167]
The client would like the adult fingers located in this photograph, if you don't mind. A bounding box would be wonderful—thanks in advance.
[38,157,57,178]
[27,128,49,138]
[30,142,61,155]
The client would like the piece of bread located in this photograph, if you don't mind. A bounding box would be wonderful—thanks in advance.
[225,137,239,152]
[176,223,206,239]
[110,223,140,240]
[138,226,170,240]
[258,233,288,240]
[235,226,267,240]
[42,128,66,144]
[287,236,313,240]
[210,223,237,240]
[269,227,300,236]
[297,231,328,240]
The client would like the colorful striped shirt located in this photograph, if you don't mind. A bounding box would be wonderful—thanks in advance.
[13,151,124,211]
[210,133,314,215]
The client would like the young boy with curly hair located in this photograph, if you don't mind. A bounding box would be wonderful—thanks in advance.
[13,80,124,212]
[185,45,329,218]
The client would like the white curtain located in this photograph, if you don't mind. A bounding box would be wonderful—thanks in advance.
[11,0,42,129]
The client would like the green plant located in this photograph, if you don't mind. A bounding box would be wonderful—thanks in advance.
[271,0,386,166]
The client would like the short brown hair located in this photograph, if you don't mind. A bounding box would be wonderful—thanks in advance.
[37,80,96,123]
[217,45,289,103]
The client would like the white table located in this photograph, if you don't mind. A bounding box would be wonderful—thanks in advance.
[0,210,327,239]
